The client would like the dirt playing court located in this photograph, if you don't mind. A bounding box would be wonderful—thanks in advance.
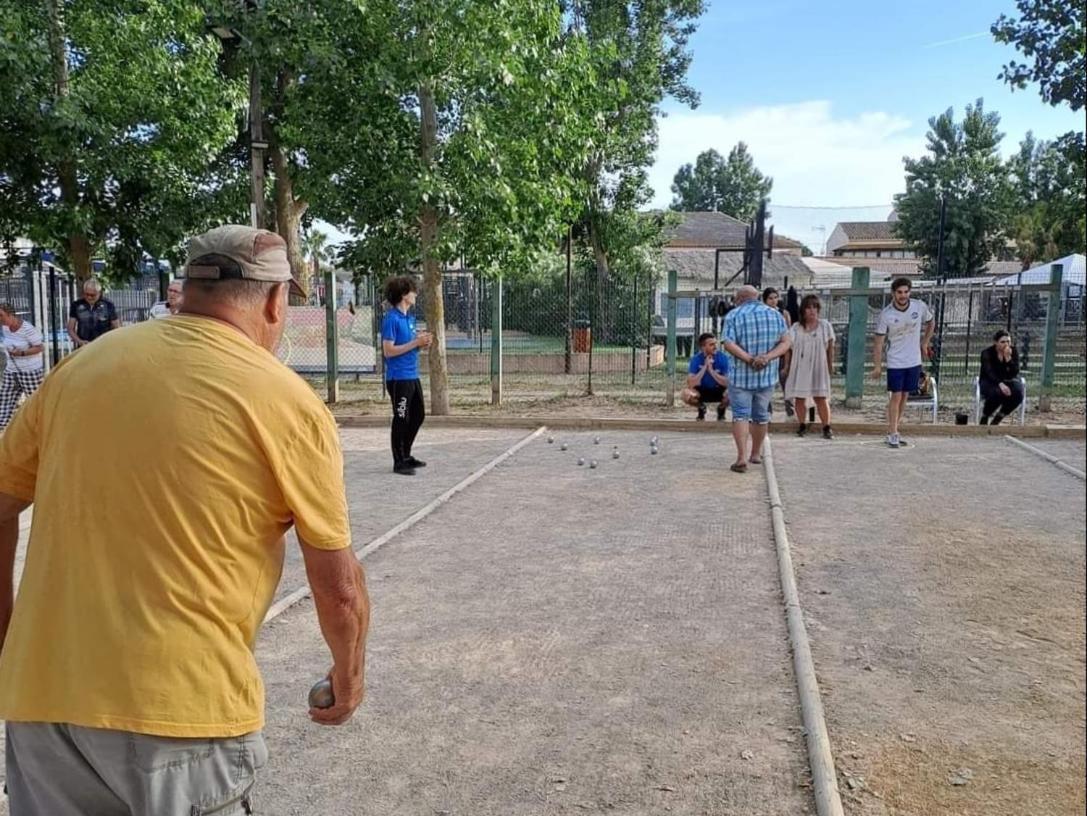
[1,426,1083,815]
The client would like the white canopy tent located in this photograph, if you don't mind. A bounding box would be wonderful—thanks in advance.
[993,253,1085,287]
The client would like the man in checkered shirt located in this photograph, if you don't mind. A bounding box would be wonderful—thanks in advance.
[722,286,792,473]
[0,304,45,431]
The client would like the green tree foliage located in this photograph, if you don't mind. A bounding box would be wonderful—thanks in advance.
[992,0,1085,111]
[1007,131,1086,264]
[0,0,246,278]
[893,100,1014,278]
[669,143,772,219]
[564,0,706,284]
[261,0,595,413]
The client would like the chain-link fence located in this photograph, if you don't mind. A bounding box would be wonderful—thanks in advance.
[406,267,665,405]
[815,277,1084,405]
[4,260,1082,414]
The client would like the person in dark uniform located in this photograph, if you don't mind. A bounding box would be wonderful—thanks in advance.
[978,330,1023,425]
[67,278,121,347]
[381,276,431,475]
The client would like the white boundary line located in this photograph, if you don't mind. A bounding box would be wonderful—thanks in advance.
[264,426,547,623]
[762,438,845,816]
[1004,435,1086,481]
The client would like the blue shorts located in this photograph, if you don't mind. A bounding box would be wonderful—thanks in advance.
[887,365,922,394]
[729,386,774,424]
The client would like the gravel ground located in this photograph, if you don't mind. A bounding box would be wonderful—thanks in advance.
[771,434,1086,815]
[1009,438,1086,472]
[253,430,813,815]
[275,427,530,603]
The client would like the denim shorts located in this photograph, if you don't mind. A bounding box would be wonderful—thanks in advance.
[729,386,774,424]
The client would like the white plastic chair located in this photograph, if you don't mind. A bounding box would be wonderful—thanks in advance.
[904,377,938,424]
[974,376,1027,425]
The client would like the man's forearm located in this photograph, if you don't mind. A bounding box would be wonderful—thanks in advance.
[0,517,18,654]
[764,337,791,361]
[872,338,883,369]
[312,560,370,687]
[722,341,750,363]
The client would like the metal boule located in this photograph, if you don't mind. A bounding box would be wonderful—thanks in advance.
[308,678,335,710]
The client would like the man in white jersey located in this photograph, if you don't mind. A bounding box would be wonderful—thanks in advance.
[0,304,45,430]
[871,277,934,448]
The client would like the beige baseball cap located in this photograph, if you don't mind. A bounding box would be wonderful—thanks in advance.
[183,225,305,297]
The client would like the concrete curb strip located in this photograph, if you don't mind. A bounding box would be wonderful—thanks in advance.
[263,426,548,623]
[763,438,845,816]
[1003,435,1087,481]
[337,414,1086,439]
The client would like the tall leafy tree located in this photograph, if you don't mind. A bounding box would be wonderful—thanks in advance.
[669,143,772,219]
[1007,131,1086,265]
[275,0,594,414]
[893,100,1014,278]
[0,0,245,279]
[992,0,1085,111]
[991,0,1085,266]
[564,0,706,285]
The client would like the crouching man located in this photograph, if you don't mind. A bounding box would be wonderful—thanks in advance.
[682,332,730,421]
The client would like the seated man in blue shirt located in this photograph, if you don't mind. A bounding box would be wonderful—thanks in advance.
[681,332,730,421]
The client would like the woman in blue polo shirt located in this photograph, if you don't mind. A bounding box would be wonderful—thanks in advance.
[381,276,432,475]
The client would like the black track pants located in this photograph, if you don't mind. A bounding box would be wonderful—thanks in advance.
[386,378,425,464]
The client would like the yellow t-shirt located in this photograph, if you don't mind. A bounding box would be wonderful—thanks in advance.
[0,316,350,737]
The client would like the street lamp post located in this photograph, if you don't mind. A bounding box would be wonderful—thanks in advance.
[210,22,264,229]
[248,63,266,228]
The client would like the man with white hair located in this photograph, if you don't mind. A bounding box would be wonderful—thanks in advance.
[721,285,792,473]
[67,277,121,346]
[149,279,184,319]
[0,226,370,814]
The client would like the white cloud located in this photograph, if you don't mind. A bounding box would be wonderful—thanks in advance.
[650,100,926,208]
[649,100,927,251]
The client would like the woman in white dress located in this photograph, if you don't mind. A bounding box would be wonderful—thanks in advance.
[783,294,835,439]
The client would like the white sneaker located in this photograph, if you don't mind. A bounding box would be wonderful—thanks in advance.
[886,434,900,448]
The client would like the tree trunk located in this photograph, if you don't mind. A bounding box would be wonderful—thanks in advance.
[45,0,92,281]
[271,144,308,298]
[419,83,450,415]
[268,71,308,303]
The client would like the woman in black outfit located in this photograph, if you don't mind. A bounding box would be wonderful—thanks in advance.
[978,330,1023,425]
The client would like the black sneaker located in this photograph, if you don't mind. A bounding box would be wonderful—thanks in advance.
[716,404,726,421]
[822,425,834,440]
[979,415,990,426]
[697,405,706,421]
[796,422,808,437]
[393,462,416,475]
[406,456,427,468]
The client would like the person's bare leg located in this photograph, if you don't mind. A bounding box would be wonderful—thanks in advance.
[814,397,830,426]
[731,420,749,466]
[793,397,807,425]
[749,423,768,462]
[886,392,899,436]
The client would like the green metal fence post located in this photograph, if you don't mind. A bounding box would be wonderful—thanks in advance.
[491,274,503,405]
[666,269,677,406]
[1040,263,1063,412]
[845,266,870,408]
[324,265,339,404]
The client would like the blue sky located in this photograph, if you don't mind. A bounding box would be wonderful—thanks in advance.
[650,0,1084,250]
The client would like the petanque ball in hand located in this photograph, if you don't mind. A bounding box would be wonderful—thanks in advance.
[308,678,335,709]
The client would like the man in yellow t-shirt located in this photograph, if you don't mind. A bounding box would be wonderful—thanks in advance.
[0,226,370,815]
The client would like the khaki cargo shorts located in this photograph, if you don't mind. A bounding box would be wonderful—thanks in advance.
[5,722,267,815]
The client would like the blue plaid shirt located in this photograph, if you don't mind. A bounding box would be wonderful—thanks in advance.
[723,301,788,390]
